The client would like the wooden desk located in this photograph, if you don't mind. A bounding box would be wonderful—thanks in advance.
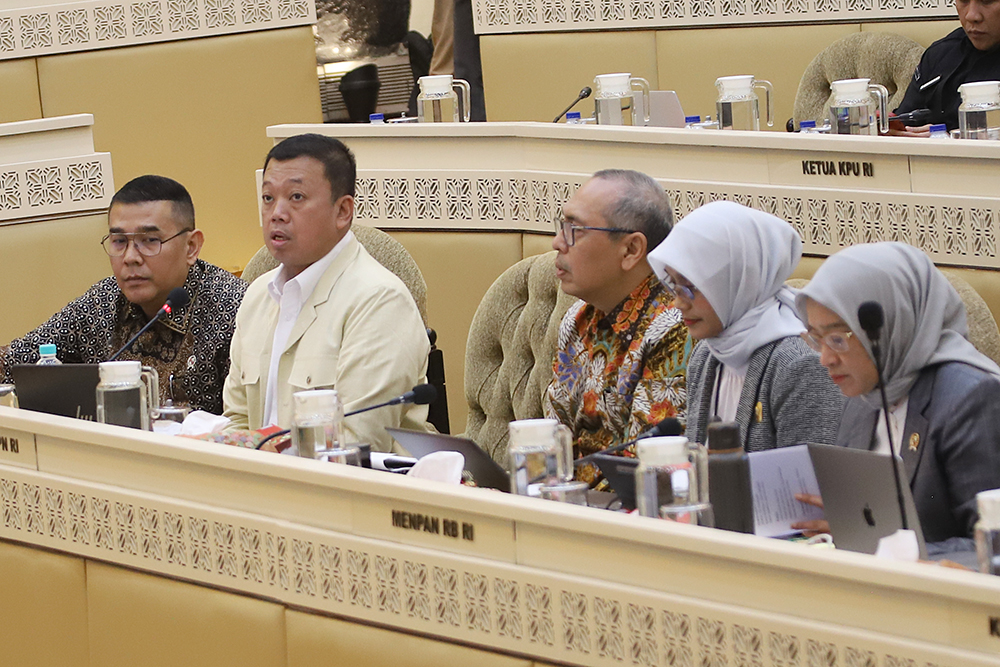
[1,406,999,666]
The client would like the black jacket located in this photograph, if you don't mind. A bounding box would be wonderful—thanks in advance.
[896,28,1000,130]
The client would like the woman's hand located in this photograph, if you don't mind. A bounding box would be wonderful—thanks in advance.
[887,124,931,138]
[791,492,830,537]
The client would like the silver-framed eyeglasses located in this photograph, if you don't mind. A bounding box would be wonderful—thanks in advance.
[101,229,191,257]
[553,214,632,247]
[801,330,854,353]
[662,276,699,302]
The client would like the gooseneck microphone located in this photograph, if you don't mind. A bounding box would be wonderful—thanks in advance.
[344,384,437,417]
[858,301,909,531]
[254,384,438,450]
[553,87,593,123]
[574,417,683,466]
[109,287,190,361]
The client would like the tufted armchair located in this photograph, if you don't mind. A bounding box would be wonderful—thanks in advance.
[793,32,924,126]
[463,251,577,465]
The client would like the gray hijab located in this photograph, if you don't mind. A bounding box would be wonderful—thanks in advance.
[796,242,1000,407]
[647,201,805,371]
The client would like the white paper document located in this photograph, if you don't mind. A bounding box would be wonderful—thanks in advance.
[748,444,825,538]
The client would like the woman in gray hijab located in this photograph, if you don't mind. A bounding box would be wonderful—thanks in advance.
[647,201,844,452]
[797,241,1000,543]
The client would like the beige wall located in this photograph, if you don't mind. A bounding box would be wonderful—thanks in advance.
[0,58,41,122]
[482,19,959,126]
[0,213,112,344]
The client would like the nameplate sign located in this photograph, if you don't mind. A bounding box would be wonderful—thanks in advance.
[354,493,515,562]
[768,151,910,192]
[800,159,875,178]
[0,426,38,470]
[391,509,476,542]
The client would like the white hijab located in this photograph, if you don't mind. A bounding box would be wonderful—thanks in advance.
[796,242,1000,407]
[647,201,805,371]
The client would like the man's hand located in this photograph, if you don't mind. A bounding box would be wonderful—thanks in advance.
[887,124,932,138]
[791,492,830,537]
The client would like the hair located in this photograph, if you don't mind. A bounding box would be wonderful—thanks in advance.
[110,175,195,229]
[263,133,356,201]
[591,169,674,250]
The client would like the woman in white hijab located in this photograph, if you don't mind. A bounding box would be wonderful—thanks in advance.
[647,201,844,452]
[797,242,1000,543]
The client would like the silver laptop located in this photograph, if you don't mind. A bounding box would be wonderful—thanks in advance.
[807,443,927,559]
[386,428,509,491]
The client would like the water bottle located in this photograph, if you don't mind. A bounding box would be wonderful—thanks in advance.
[929,123,950,138]
[36,344,61,365]
[685,115,702,128]
[975,488,1000,575]
[706,422,754,533]
[369,113,385,124]
[96,361,158,430]
[565,111,582,124]
[291,389,359,465]
[635,436,711,524]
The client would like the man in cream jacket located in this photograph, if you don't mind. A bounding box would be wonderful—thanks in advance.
[223,133,430,453]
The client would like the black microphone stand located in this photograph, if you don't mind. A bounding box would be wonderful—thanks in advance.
[553,87,592,123]
[859,302,909,531]
[574,418,682,466]
[870,337,909,531]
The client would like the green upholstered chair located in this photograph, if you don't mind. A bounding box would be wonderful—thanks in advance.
[463,251,577,464]
[793,32,924,125]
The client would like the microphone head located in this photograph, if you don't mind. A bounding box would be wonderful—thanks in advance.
[650,417,683,438]
[857,301,884,339]
[408,384,437,405]
[579,86,593,99]
[166,287,190,311]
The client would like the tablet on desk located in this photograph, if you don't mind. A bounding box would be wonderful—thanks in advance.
[807,443,927,559]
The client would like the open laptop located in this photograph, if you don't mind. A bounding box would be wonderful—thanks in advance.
[807,443,927,559]
[385,428,509,491]
[592,454,639,510]
[11,364,101,421]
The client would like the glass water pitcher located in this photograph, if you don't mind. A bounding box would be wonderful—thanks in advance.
[829,78,888,135]
[715,75,773,131]
[593,73,651,126]
[417,75,471,123]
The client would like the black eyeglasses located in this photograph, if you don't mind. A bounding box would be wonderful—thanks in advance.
[553,214,632,247]
[101,229,191,257]
[662,275,699,302]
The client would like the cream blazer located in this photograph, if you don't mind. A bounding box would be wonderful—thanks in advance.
[223,234,431,453]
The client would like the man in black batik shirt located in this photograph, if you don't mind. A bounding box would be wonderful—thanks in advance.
[0,175,247,414]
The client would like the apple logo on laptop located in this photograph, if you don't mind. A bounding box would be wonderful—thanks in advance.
[862,504,876,527]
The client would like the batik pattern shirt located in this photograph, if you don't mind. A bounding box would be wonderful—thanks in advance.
[545,274,690,482]
[0,259,247,414]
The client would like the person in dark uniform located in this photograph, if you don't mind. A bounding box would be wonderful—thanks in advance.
[892,0,1000,136]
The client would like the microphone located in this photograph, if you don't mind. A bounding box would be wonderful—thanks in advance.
[109,287,190,361]
[857,301,909,531]
[344,383,437,417]
[255,384,438,450]
[574,417,683,466]
[553,87,593,123]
